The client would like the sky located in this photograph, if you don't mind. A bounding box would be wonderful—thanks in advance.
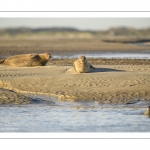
[0,18,150,31]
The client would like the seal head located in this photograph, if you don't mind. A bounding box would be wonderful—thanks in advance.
[79,56,87,64]
[144,106,150,115]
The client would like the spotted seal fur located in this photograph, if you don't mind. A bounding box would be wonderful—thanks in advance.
[0,52,51,67]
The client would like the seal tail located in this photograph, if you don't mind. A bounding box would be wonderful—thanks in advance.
[0,58,6,64]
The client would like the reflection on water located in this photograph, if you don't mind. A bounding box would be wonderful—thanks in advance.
[1,51,150,60]
[53,51,150,59]
[0,95,150,132]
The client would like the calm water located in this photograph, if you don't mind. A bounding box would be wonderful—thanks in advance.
[1,51,150,60]
[53,51,150,59]
[0,95,150,132]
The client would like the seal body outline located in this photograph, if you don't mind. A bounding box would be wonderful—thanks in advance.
[0,52,51,67]
[74,56,96,73]
[144,106,150,115]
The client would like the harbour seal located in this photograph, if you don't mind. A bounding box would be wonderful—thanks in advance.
[144,106,150,115]
[73,56,96,73]
[0,52,51,67]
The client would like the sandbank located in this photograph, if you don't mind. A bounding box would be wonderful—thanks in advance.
[0,63,150,104]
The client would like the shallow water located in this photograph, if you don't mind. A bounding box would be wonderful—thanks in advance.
[53,51,150,59]
[1,51,150,60]
[0,95,150,132]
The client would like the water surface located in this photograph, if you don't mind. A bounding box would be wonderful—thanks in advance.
[0,95,150,132]
[53,51,150,59]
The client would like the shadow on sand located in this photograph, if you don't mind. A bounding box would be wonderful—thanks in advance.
[66,67,125,74]
[91,68,125,73]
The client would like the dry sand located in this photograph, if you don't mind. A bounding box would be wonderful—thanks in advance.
[0,62,150,104]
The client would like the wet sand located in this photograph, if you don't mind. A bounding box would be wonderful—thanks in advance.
[0,59,150,104]
[0,88,32,105]
[48,58,150,66]
[1,38,150,57]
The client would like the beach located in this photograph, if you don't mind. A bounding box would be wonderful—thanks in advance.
[0,28,150,132]
[1,38,150,57]
[0,59,150,104]
[0,38,150,105]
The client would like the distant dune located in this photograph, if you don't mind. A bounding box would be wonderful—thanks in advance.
[0,27,150,57]
[0,27,150,39]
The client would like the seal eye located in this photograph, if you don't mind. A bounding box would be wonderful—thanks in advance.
[46,53,51,58]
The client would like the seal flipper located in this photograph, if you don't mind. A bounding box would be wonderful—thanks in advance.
[30,54,39,58]
[73,63,77,72]
[90,64,96,69]
[0,58,6,64]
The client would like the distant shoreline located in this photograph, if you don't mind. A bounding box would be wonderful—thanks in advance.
[1,38,150,58]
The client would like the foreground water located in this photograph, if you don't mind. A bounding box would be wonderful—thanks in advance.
[0,95,150,132]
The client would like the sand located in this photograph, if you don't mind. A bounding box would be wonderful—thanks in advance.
[48,58,150,66]
[0,62,150,105]
[1,38,150,57]
[0,88,33,105]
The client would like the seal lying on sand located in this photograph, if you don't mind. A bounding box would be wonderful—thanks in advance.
[74,56,96,73]
[0,52,51,67]
[144,106,150,115]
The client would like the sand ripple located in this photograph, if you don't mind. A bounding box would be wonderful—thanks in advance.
[0,65,150,104]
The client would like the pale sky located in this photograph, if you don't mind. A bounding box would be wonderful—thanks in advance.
[0,18,150,31]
